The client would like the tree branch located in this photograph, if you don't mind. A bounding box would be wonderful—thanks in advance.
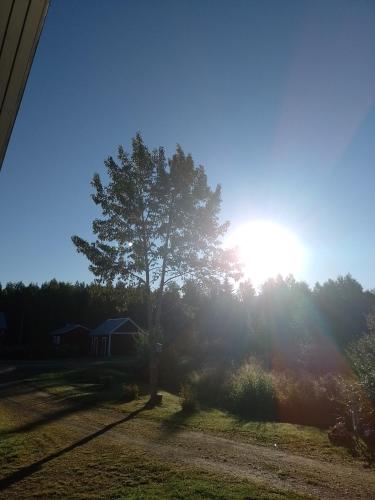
[163,270,193,285]
[119,265,146,285]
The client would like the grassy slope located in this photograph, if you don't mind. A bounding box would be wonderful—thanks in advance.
[0,405,304,499]
[0,361,360,498]
[24,362,356,463]
[115,392,352,464]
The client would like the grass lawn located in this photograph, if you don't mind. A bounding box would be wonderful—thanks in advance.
[0,398,304,499]
[0,437,304,499]
[0,360,367,498]
[116,392,352,464]
[23,361,357,464]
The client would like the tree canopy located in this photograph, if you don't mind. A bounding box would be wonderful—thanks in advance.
[72,134,240,301]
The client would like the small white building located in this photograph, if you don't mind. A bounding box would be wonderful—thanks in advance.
[90,317,145,357]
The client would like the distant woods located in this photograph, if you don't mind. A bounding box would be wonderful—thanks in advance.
[1,274,374,372]
[0,280,145,357]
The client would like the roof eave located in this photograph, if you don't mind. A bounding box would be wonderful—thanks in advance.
[0,0,50,170]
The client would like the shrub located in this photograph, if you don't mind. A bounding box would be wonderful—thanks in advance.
[328,376,375,443]
[347,323,375,402]
[326,377,375,456]
[226,361,276,420]
[188,366,230,408]
[273,372,337,428]
[179,383,199,413]
[328,419,356,450]
[362,424,375,450]
[122,383,139,402]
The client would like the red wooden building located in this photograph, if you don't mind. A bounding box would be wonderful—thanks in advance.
[49,324,90,356]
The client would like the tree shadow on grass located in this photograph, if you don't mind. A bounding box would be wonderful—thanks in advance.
[2,395,99,436]
[0,375,97,401]
[0,380,45,400]
[157,409,200,440]
[0,383,112,435]
[0,403,148,492]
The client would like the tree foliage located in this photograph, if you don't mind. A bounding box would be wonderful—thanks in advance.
[1,274,375,376]
[347,312,375,401]
[0,280,146,357]
[72,134,240,329]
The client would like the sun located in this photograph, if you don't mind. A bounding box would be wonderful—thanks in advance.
[227,220,306,287]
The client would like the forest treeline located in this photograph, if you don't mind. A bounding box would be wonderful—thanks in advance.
[1,273,374,371]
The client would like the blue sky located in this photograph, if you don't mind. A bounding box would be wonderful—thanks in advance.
[1,0,375,289]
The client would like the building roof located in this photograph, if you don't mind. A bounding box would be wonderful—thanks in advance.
[90,318,144,336]
[0,312,7,330]
[0,0,50,169]
[49,324,89,336]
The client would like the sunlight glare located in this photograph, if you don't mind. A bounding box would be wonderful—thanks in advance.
[227,220,306,287]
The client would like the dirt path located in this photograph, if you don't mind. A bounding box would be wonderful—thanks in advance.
[1,385,375,499]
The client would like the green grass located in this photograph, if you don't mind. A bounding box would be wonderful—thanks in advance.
[3,361,374,498]
[6,446,304,499]
[112,392,353,464]
[15,362,357,464]
[0,403,305,499]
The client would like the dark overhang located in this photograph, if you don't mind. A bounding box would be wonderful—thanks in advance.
[0,0,49,170]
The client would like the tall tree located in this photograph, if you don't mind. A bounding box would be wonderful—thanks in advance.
[72,133,240,403]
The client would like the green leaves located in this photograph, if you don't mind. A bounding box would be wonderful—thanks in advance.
[72,133,240,293]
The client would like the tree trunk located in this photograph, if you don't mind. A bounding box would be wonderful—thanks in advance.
[147,213,171,406]
[147,260,168,405]
[148,340,160,404]
[148,301,163,405]
[145,265,160,406]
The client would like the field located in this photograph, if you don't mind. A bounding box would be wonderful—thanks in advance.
[0,360,374,499]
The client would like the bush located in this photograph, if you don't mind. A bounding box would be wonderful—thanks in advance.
[328,419,356,450]
[226,361,276,420]
[179,383,199,413]
[328,376,375,444]
[273,372,337,428]
[122,383,139,402]
[326,377,375,456]
[347,322,375,402]
[170,354,375,435]
[188,366,230,408]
